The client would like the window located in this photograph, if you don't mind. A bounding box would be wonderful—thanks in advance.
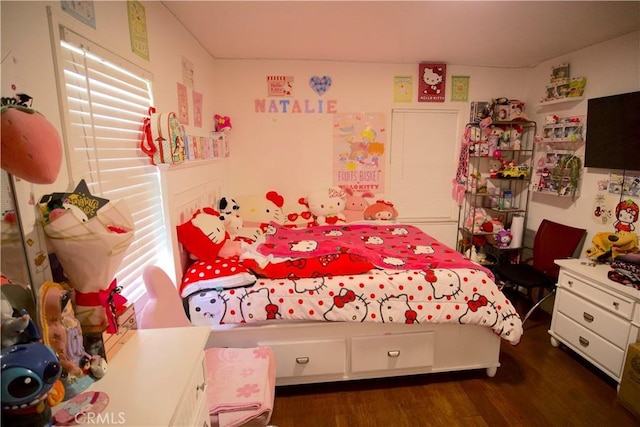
[54,27,167,303]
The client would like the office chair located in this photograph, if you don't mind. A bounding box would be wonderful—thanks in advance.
[494,219,586,324]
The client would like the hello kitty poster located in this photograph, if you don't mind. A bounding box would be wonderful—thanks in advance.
[418,63,446,102]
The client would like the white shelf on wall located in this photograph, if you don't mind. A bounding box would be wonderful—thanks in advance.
[536,96,584,109]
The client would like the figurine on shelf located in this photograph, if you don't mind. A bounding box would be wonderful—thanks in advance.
[1,342,63,427]
[496,229,512,248]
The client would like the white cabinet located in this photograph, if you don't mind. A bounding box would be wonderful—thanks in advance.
[549,259,640,383]
[53,327,211,426]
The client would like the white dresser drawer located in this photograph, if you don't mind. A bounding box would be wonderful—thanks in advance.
[261,338,346,378]
[554,312,625,378]
[558,271,634,319]
[556,289,631,350]
[172,353,208,426]
[351,332,435,373]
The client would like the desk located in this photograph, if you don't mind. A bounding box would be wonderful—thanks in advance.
[53,327,210,426]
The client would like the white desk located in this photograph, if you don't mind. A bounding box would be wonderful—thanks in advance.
[53,326,211,426]
[549,259,640,384]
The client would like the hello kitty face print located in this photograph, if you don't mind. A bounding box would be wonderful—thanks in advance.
[418,63,446,102]
[458,293,499,328]
[290,240,318,252]
[189,290,229,325]
[323,288,369,322]
[422,268,462,300]
[378,294,419,324]
[239,287,280,321]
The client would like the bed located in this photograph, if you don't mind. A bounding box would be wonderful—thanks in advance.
[160,165,523,386]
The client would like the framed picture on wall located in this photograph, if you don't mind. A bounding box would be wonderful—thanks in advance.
[418,63,446,102]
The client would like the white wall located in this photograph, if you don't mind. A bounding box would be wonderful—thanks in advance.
[527,31,640,247]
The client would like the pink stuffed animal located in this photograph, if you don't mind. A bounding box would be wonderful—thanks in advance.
[343,188,374,223]
[214,114,232,132]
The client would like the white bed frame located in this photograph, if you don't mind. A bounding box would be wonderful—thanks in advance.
[160,163,502,386]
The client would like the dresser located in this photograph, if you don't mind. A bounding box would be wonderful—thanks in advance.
[53,326,211,426]
[549,259,640,384]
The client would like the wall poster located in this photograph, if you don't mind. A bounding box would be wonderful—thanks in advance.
[176,82,189,125]
[418,63,446,102]
[333,113,386,193]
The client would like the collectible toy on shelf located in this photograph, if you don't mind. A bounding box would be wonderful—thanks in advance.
[1,342,63,427]
[39,281,107,400]
[496,229,513,248]
[1,297,40,348]
[214,114,232,132]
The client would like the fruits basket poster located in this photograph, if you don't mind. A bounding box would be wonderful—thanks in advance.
[333,113,386,193]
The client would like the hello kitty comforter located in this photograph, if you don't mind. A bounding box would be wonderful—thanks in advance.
[183,224,523,345]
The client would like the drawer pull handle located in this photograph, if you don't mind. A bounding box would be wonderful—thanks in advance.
[567,280,574,287]
[579,336,589,347]
[583,312,594,322]
[613,302,620,310]
[196,382,206,392]
[387,350,401,358]
[296,357,310,365]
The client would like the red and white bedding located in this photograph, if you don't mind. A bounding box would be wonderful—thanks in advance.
[180,223,523,345]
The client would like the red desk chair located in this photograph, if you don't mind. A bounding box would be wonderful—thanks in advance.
[493,219,587,324]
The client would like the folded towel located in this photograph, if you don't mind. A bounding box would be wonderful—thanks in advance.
[206,347,276,427]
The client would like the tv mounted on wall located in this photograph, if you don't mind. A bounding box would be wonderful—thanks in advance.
[584,91,640,171]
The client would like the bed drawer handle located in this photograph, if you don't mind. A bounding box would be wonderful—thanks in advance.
[296,357,310,365]
[612,301,620,310]
[583,312,594,322]
[387,350,400,358]
[567,280,574,287]
[579,336,589,347]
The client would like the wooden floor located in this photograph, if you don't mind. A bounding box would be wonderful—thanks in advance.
[268,310,639,427]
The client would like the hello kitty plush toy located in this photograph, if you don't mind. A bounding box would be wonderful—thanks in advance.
[303,187,347,225]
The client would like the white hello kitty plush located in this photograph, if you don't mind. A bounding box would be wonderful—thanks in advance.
[303,187,347,226]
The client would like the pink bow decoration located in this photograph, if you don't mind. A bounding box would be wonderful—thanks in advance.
[468,295,488,312]
[333,290,356,308]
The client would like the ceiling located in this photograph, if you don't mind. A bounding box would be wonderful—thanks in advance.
[162,1,640,68]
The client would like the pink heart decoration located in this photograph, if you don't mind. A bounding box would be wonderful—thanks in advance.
[309,76,332,96]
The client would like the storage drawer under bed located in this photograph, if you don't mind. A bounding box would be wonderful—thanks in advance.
[259,338,347,378]
[350,331,435,373]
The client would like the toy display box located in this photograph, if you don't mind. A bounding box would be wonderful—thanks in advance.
[469,101,490,123]
[618,342,640,418]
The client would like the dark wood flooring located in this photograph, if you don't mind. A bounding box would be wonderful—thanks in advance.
[269,309,639,427]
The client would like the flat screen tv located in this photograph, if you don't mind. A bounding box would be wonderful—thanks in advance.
[584,91,640,171]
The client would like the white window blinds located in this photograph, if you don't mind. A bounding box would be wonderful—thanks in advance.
[56,28,167,303]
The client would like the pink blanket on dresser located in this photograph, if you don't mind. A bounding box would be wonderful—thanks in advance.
[206,347,276,427]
